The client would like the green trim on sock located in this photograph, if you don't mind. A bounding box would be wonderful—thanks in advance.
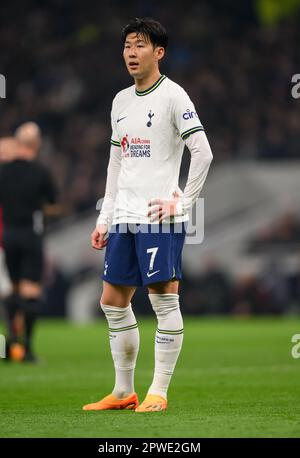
[157,328,184,335]
[109,323,138,333]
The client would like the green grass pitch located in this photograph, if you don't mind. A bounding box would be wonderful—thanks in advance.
[0,317,300,438]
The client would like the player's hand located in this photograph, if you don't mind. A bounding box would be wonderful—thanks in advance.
[147,191,180,223]
[91,224,108,250]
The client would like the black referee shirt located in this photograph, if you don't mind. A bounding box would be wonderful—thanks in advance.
[0,159,57,229]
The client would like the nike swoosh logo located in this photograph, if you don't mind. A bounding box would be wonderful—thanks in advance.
[147,270,160,278]
[117,116,127,123]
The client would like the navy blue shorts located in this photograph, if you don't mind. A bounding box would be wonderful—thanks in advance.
[101,223,186,287]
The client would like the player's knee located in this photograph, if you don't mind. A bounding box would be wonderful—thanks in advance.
[148,293,180,316]
[100,295,113,308]
[100,291,114,307]
[100,295,131,309]
[100,299,129,311]
[100,301,134,325]
[148,279,179,295]
[19,281,41,299]
[100,299,107,312]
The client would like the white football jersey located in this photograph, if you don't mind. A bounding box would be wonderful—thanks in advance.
[109,75,204,225]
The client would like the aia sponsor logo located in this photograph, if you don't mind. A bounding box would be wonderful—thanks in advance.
[121,135,130,157]
[130,137,150,145]
[121,135,151,158]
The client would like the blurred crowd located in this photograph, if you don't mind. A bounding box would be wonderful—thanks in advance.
[41,251,300,317]
[0,0,300,216]
[180,255,300,316]
[1,1,300,316]
[178,209,300,316]
[248,210,300,252]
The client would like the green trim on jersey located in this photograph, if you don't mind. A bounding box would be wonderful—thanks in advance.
[181,125,204,141]
[135,75,166,96]
[109,323,138,333]
[111,138,121,147]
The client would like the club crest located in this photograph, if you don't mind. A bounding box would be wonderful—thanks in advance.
[147,110,154,127]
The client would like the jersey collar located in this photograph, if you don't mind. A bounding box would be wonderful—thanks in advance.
[135,75,166,96]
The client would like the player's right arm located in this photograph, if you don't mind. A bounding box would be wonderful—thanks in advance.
[91,223,110,250]
[92,99,122,250]
[92,144,121,250]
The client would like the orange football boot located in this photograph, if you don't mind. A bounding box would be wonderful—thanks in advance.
[10,343,26,362]
[135,394,167,412]
[83,392,139,411]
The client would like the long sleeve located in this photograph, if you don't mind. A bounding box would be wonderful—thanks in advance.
[176,131,213,215]
[96,144,122,228]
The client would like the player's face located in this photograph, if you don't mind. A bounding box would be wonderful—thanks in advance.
[123,33,164,79]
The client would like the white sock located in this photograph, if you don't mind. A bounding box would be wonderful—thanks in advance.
[100,302,139,399]
[147,293,184,400]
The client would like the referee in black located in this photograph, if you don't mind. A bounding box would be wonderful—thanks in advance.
[0,122,58,362]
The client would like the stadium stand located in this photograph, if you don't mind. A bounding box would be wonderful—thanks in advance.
[1,1,300,317]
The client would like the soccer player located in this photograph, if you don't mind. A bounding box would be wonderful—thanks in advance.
[83,17,213,412]
[0,123,58,362]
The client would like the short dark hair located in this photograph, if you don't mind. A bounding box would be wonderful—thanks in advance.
[122,17,168,50]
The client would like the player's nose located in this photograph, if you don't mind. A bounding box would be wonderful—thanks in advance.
[128,49,137,57]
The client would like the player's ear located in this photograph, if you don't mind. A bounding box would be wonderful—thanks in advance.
[155,46,165,62]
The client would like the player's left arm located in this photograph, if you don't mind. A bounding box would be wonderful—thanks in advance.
[175,130,213,215]
[148,131,213,222]
[148,90,213,222]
